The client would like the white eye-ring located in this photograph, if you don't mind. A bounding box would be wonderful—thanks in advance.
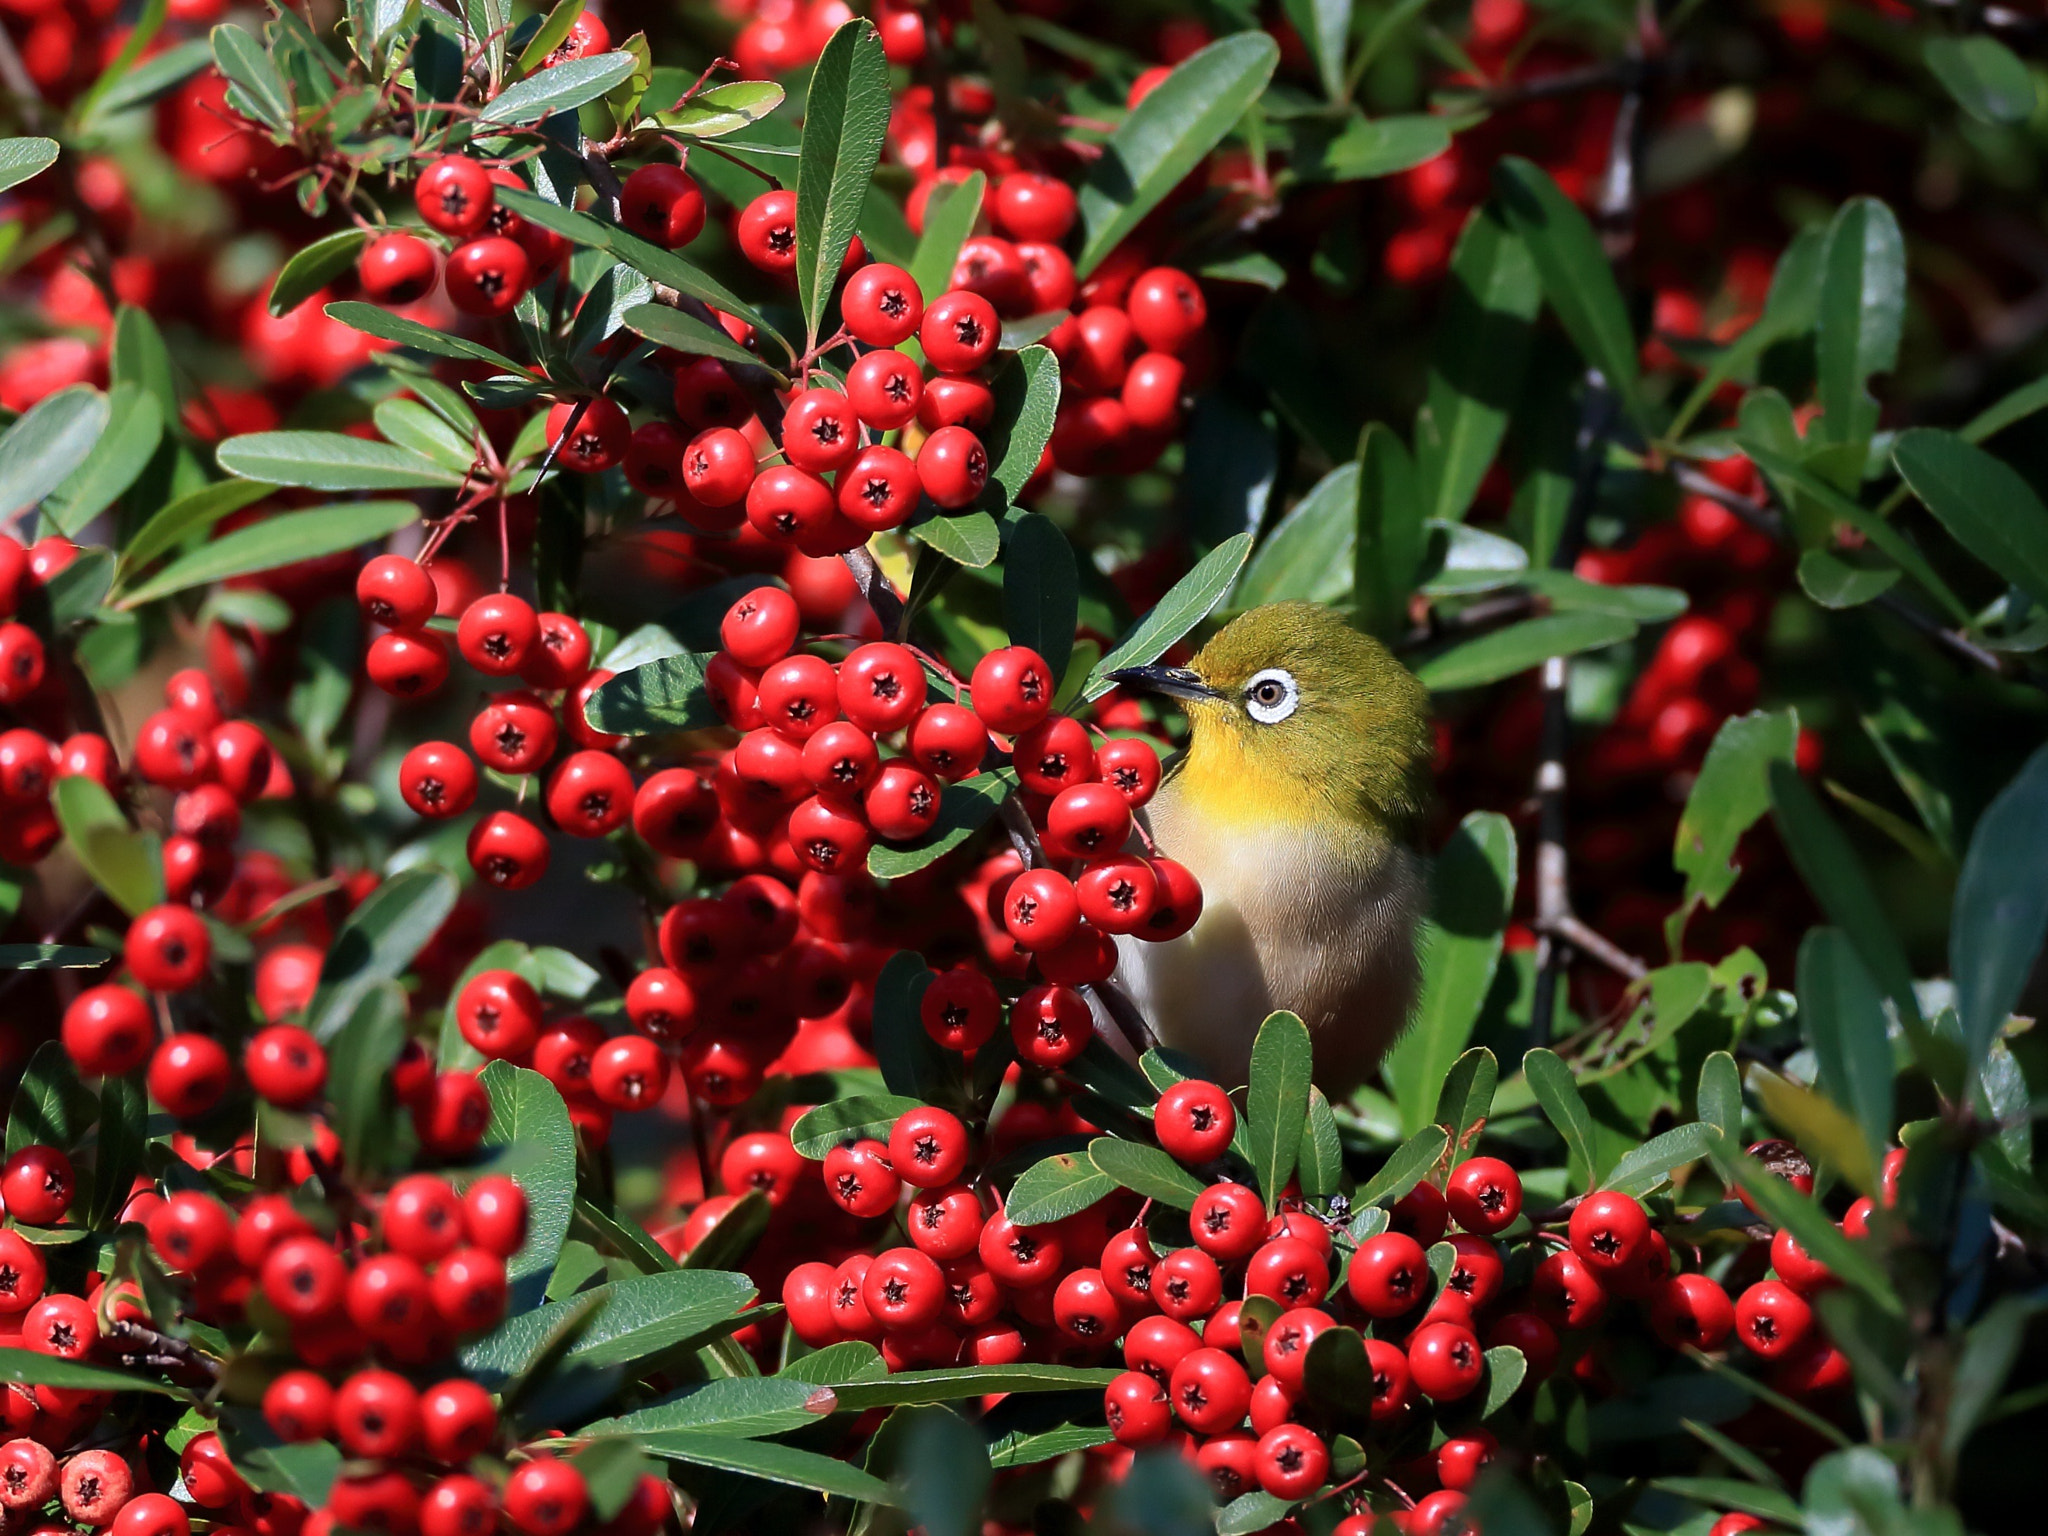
[1244,668,1299,724]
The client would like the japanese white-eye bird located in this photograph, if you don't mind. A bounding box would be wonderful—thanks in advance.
[1107,601,1433,1095]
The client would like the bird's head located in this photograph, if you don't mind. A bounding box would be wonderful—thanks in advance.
[1109,602,1432,839]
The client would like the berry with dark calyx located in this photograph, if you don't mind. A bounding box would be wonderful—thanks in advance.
[915,424,989,509]
[545,749,634,837]
[1255,1422,1329,1500]
[545,398,629,473]
[970,645,1054,734]
[1568,1190,1653,1274]
[1348,1230,1429,1317]
[1155,1079,1235,1163]
[888,1105,969,1188]
[1649,1271,1735,1351]
[736,189,798,273]
[1408,1320,1484,1400]
[126,905,210,992]
[920,290,999,372]
[846,349,922,429]
[358,233,438,305]
[502,1459,587,1536]
[470,690,557,774]
[823,1138,899,1219]
[1009,981,1091,1068]
[1168,1346,1252,1434]
[1104,1370,1171,1446]
[864,761,940,842]
[920,967,1000,1051]
[445,237,531,317]
[60,1450,132,1527]
[843,263,924,347]
[458,592,540,675]
[1734,1279,1812,1359]
[1532,1249,1607,1330]
[61,985,155,1077]
[245,1024,326,1108]
[541,9,608,65]
[1446,1156,1523,1235]
[468,810,551,890]
[148,1034,230,1118]
[367,629,451,696]
[399,741,478,818]
[414,155,493,237]
[620,163,706,248]
[783,388,861,474]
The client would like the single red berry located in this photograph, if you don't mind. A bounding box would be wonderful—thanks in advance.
[0,1147,71,1226]
[845,349,923,429]
[1104,1369,1171,1446]
[783,388,861,474]
[400,741,479,818]
[470,690,558,774]
[735,189,798,273]
[1348,1230,1428,1317]
[1156,1080,1235,1163]
[458,593,540,676]
[907,703,985,781]
[467,810,550,889]
[545,398,629,473]
[148,1033,230,1118]
[1045,780,1132,858]
[907,1183,986,1261]
[970,645,1053,734]
[366,629,451,696]
[444,237,531,317]
[1168,1346,1251,1434]
[620,162,706,247]
[126,905,210,992]
[920,289,999,372]
[545,749,634,837]
[836,445,920,531]
[864,761,940,842]
[1568,1190,1654,1274]
[414,156,493,237]
[335,1369,421,1459]
[1009,981,1091,1068]
[1531,1248,1608,1330]
[745,464,835,545]
[1123,351,1186,433]
[1445,1156,1522,1235]
[1190,1181,1267,1263]
[1734,1279,1813,1359]
[61,985,155,1077]
[502,1460,587,1536]
[681,426,756,507]
[1127,266,1208,353]
[1649,1271,1736,1351]
[863,1246,945,1331]
[23,1293,96,1359]
[590,1034,669,1110]
[917,373,997,433]
[1487,1310,1560,1380]
[919,967,1000,1051]
[843,263,925,346]
[133,708,212,789]
[1254,1422,1329,1499]
[783,1261,840,1346]
[838,642,927,734]
[464,1175,529,1257]
[623,420,687,496]
[888,1105,970,1189]
[915,424,989,509]
[978,1209,1063,1287]
[993,171,1077,243]
[1002,868,1080,951]
[1261,1306,1334,1391]
[823,1138,900,1219]
[358,233,439,305]
[245,1025,326,1108]
[1407,1321,1484,1400]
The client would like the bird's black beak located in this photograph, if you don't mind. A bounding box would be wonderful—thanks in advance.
[1104,663,1224,703]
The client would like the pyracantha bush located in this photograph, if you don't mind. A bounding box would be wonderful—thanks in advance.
[0,0,2044,1535]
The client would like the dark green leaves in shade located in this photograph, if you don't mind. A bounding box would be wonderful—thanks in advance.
[267,228,367,318]
[619,303,779,378]
[1925,35,2037,126]
[1672,710,1799,917]
[1950,742,2048,1077]
[794,20,890,341]
[1892,428,2048,609]
[1523,1048,1597,1189]
[1003,512,1078,685]
[584,652,720,735]
[1075,35,1279,276]
[1354,423,1423,641]
[7,1043,95,1158]
[1797,928,1893,1168]
[305,866,458,1040]
[1814,197,1904,446]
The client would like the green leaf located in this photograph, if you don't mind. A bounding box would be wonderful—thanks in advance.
[635,1432,897,1505]
[896,1406,992,1536]
[588,1378,836,1440]
[46,547,113,627]
[794,20,890,341]
[327,981,409,1180]
[0,137,58,194]
[1434,1047,1497,1160]
[1003,512,1078,686]
[1951,742,2048,1077]
[1236,462,1358,608]
[1962,373,2048,444]
[298,866,456,1042]
[268,228,368,318]
[120,501,419,607]
[1088,1136,1207,1209]
[325,300,534,372]
[1217,1492,1297,1536]
[1944,1294,2044,1459]
[0,1346,180,1396]
[1303,1325,1374,1414]
[44,384,160,537]
[1246,1011,1313,1212]
[981,345,1061,507]
[1004,1150,1115,1225]
[987,1422,1114,1468]
[866,769,1015,879]
[659,79,787,138]
[1815,197,1904,446]
[1083,533,1253,701]
[907,172,986,326]
[1523,1048,1596,1190]
[1383,811,1514,1134]
[1297,112,1449,182]
[1796,928,1893,1168]
[0,945,110,970]
[1415,203,1540,525]
[1076,34,1279,276]
[1481,1345,1527,1417]
[119,480,275,578]
[463,1268,756,1383]
[1892,427,2048,609]
[1280,0,1351,100]
[514,0,584,75]
[1492,157,1643,430]
[1524,570,1687,622]
[82,38,210,127]
[7,1043,94,1158]
[869,952,954,1102]
[478,1061,577,1298]
[1769,763,1929,1056]
[827,1364,1119,1411]
[1603,1121,1717,1199]
[0,385,109,519]
[215,430,463,492]
[1299,1089,1345,1201]
[111,305,176,416]
[1417,611,1636,691]
[477,50,639,124]
[1698,1051,1743,1140]
[1796,548,1899,609]
[585,652,719,735]
[51,776,162,918]
[912,511,1000,568]
[571,1192,677,1276]
[1925,34,2036,126]
[1673,710,1799,916]
[1418,520,1529,598]
[210,23,291,131]
[789,1094,925,1160]
[619,303,780,378]
[1354,422,1424,640]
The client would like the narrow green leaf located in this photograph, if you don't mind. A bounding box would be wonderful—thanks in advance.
[1893,427,2048,609]
[44,385,160,536]
[1492,157,1643,428]
[120,501,420,606]
[1297,112,1449,182]
[1796,928,1893,1167]
[1003,512,1078,686]
[789,1094,925,1160]
[0,385,109,519]
[1673,710,1799,915]
[1245,1012,1314,1212]
[1353,422,1423,640]
[478,1062,577,1298]
[980,345,1061,507]
[1697,1051,1743,1141]
[1237,463,1358,608]
[907,172,985,324]
[1298,1089,1345,1201]
[912,510,1000,568]
[866,769,1015,879]
[794,20,890,341]
[1434,1047,1498,1159]
[0,1345,187,1397]
[0,137,58,194]
[477,50,639,125]
[1280,0,1352,100]
[1417,612,1636,692]
[8,1042,94,1157]
[1815,197,1904,446]
[639,1432,897,1504]
[1950,743,2048,1077]
[119,480,275,577]
[1925,35,2036,126]
[827,1364,1119,1410]
[1076,34,1280,276]
[325,300,533,372]
[215,429,463,492]
[1083,533,1254,701]
[210,23,291,131]
[1523,1049,1596,1189]
[268,229,368,318]
[50,776,162,918]
[0,945,110,970]
[327,981,408,1179]
[1087,1136,1207,1209]
[1603,1121,1717,1199]
[1004,1150,1115,1225]
[619,302,780,378]
[659,79,787,138]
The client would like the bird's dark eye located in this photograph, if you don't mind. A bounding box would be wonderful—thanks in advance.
[1253,681,1283,705]
[1243,668,1299,723]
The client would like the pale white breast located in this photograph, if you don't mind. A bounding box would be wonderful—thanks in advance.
[1114,790,1425,1094]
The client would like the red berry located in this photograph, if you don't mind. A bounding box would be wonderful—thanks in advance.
[358,233,439,305]
[384,1174,465,1263]
[1348,1231,1429,1317]
[61,985,155,1077]
[503,1460,586,1536]
[148,1033,229,1118]
[335,1369,420,1458]
[682,426,756,507]
[1189,1181,1267,1262]
[458,593,540,675]
[590,1034,668,1110]
[400,742,478,818]
[623,420,687,496]
[1,1147,71,1226]
[245,1024,326,1108]
[1009,982,1091,1068]
[864,761,940,842]
[970,645,1053,734]
[1531,1248,1607,1330]
[619,163,706,247]
[1127,267,1208,353]
[1156,1080,1236,1163]
[470,690,557,773]
[467,810,551,889]
[783,388,861,474]
[545,398,629,473]
[735,189,798,273]
[1167,1346,1251,1434]
[444,237,531,317]
[823,1138,900,1218]
[1261,1305,1333,1390]
[1254,1422,1328,1499]
[1104,1369,1171,1446]
[863,1246,944,1331]
[1407,1321,1484,1400]
[464,1175,528,1257]
[993,172,1077,244]
[1445,1156,1522,1235]
[1734,1279,1813,1359]
[845,349,922,429]
[1045,780,1132,857]
[126,905,209,992]
[414,156,493,237]
[888,1105,969,1189]
[842,263,925,346]
[1649,1272,1735,1351]
[920,289,999,372]
[545,749,634,837]
[1568,1190,1653,1274]
[915,424,988,509]
[746,464,835,545]
[366,629,451,696]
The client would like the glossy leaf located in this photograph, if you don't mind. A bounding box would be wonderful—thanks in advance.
[477,50,639,124]
[1481,1345,1527,1418]
[794,20,890,340]
[478,1062,578,1299]
[327,981,409,1180]
[1815,197,1904,446]
[1299,1089,1345,1201]
[619,302,778,377]
[1236,462,1358,608]
[1418,612,1636,692]
[586,1379,834,1440]
[1298,113,1449,181]
[636,1432,897,1504]
[1004,1149,1115,1225]
[305,867,458,1041]
[1088,1136,1206,1209]
[1353,422,1423,640]
[1492,157,1643,428]
[1697,1051,1743,1141]
[913,510,1000,568]
[1950,741,2048,1076]
[1245,1011,1313,1212]
[869,952,954,1102]
[1523,1048,1597,1189]
[827,1364,1119,1410]
[980,345,1061,508]
[1925,35,2036,126]
[906,173,986,326]
[0,945,110,970]
[51,776,161,918]
[660,79,787,138]
[120,501,418,607]
[1075,34,1280,276]
[0,385,108,519]
[585,652,719,735]
[325,301,533,372]
[1083,533,1253,701]
[1434,1047,1498,1160]
[119,480,275,577]
[1415,203,1540,524]
[1673,710,1799,914]
[0,137,58,194]
[267,228,367,318]
[1003,512,1078,685]
[789,1094,925,1160]
[1893,427,2048,608]
[210,23,290,130]
[895,1406,992,1536]
[1383,812,1514,1134]
[44,384,161,536]
[7,1043,95,1158]
[1797,928,1893,1167]
[1280,0,1351,100]
[1796,548,1899,609]
[866,768,1016,879]
[215,431,463,492]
